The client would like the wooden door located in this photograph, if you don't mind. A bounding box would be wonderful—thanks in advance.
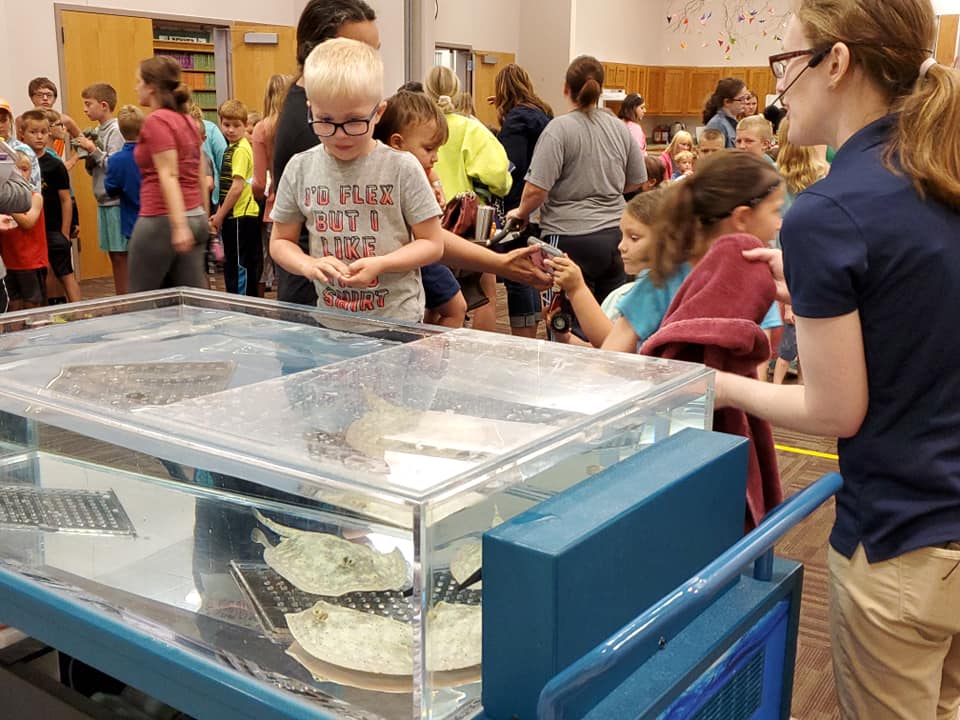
[661,68,687,115]
[60,10,154,280]
[686,69,721,115]
[935,15,958,65]
[472,50,516,130]
[230,23,298,115]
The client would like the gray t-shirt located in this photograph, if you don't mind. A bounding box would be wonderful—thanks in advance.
[271,141,440,322]
[526,109,646,236]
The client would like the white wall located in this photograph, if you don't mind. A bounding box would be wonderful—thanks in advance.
[517,0,573,115]
[659,0,791,66]
[571,0,662,65]
[434,0,520,55]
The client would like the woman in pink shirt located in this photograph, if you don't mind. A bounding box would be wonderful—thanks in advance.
[128,55,208,291]
[618,93,647,155]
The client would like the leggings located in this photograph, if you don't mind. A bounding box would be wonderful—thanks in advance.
[128,213,209,292]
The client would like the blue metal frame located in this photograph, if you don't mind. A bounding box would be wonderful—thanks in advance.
[537,472,842,720]
[0,565,346,720]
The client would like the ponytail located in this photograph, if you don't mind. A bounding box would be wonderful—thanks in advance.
[565,55,604,111]
[650,151,782,286]
[702,77,744,124]
[425,65,460,115]
[891,63,960,210]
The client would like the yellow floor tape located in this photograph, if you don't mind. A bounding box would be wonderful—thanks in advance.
[774,444,839,461]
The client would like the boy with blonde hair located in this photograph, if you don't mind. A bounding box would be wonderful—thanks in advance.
[735,115,775,159]
[270,38,444,321]
[210,99,261,296]
[697,127,725,159]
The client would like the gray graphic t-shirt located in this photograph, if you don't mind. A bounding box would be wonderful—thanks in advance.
[271,142,440,322]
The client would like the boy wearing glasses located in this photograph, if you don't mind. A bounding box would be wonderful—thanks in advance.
[270,38,444,322]
[27,78,81,168]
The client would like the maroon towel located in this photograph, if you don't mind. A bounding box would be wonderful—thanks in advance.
[641,234,782,529]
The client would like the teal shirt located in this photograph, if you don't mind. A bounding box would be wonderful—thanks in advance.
[616,263,692,342]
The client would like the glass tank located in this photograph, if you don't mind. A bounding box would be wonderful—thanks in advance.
[0,289,713,720]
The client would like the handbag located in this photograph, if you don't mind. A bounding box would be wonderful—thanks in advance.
[440,193,489,311]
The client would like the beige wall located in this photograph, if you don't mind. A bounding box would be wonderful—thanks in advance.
[571,0,661,65]
[434,0,520,56]
[518,0,573,116]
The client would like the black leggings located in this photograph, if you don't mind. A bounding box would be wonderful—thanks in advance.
[547,226,625,304]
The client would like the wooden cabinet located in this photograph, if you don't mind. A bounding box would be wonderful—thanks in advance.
[599,62,778,117]
[626,65,646,96]
[686,68,721,116]
[660,68,687,115]
[644,67,665,114]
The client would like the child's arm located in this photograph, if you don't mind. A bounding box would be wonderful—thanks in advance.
[601,316,641,354]
[547,255,616,348]
[341,216,445,288]
[210,175,244,232]
[11,194,43,230]
[270,220,350,284]
[58,189,72,238]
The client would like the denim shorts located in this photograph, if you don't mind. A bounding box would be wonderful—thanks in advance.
[421,263,461,309]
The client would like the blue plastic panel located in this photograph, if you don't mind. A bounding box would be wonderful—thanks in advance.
[482,429,749,720]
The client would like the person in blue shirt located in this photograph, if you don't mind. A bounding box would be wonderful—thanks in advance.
[702,78,749,148]
[717,2,960,717]
[104,105,143,295]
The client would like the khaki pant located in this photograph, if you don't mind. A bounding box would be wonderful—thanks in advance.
[829,543,960,720]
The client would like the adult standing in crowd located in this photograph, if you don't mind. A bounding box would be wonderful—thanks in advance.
[494,63,553,338]
[717,1,960,717]
[128,56,207,291]
[425,65,513,332]
[507,56,646,306]
[702,77,749,148]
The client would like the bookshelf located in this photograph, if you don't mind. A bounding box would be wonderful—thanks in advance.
[153,24,221,121]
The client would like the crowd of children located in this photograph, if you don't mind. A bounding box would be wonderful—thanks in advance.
[0,28,826,389]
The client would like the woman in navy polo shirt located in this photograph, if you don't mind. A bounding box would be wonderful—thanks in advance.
[716,0,960,717]
[701,77,748,148]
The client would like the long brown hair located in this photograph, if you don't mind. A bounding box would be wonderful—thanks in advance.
[494,64,553,125]
[565,56,603,111]
[261,74,293,145]
[796,0,960,209]
[702,77,745,124]
[650,151,782,285]
[139,56,191,113]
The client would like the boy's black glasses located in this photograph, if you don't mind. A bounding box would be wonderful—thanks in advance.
[306,104,379,138]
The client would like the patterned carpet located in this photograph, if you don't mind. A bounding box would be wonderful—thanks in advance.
[74,276,842,719]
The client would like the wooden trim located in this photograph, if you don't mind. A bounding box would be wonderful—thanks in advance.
[935,14,959,66]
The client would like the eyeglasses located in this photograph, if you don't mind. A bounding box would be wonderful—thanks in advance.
[733,94,753,103]
[32,91,56,100]
[769,49,824,79]
[306,104,379,138]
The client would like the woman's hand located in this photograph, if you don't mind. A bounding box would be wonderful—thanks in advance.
[545,255,584,293]
[742,247,790,304]
[171,225,195,254]
[505,208,528,228]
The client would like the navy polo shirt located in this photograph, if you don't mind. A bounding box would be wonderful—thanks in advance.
[705,111,738,148]
[783,115,960,563]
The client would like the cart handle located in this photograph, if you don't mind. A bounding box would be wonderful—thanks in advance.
[537,471,843,720]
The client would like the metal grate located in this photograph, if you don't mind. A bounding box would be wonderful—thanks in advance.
[0,486,136,535]
[691,649,765,720]
[230,561,481,640]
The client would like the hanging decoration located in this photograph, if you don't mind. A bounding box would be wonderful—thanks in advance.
[665,0,791,59]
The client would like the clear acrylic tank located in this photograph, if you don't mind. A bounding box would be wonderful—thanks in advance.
[0,289,713,719]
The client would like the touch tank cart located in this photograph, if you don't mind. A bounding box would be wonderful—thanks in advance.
[0,289,712,720]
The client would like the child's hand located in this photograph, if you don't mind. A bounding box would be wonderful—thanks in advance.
[74,136,96,153]
[545,255,584,293]
[208,214,222,235]
[341,257,384,288]
[303,256,351,284]
[0,215,16,231]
